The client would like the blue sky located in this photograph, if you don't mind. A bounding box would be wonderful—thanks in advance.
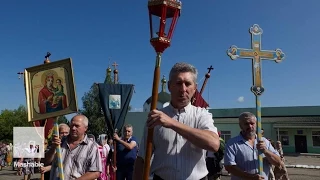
[0,0,319,114]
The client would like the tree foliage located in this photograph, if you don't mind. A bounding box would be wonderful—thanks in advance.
[80,84,107,138]
[0,105,69,143]
[57,115,69,124]
[0,105,31,143]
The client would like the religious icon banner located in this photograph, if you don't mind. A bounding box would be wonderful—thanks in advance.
[24,58,78,122]
[98,84,134,136]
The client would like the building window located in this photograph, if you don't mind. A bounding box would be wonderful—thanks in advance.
[277,131,289,146]
[312,131,320,147]
[221,131,231,142]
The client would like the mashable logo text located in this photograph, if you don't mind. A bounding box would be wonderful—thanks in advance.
[13,161,44,168]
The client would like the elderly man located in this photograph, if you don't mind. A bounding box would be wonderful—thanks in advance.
[45,115,102,180]
[41,123,70,179]
[224,112,282,180]
[58,123,70,138]
[133,62,220,180]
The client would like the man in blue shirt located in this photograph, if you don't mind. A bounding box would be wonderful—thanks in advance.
[224,112,282,180]
[113,124,138,180]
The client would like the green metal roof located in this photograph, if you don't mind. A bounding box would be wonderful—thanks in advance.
[273,122,320,128]
[209,106,320,118]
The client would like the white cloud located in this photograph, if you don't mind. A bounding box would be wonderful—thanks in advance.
[237,96,244,103]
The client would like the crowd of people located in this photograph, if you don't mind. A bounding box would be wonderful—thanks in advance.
[1,62,291,180]
[0,142,13,171]
[42,115,139,180]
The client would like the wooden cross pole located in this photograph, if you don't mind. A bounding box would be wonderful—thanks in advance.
[191,65,214,106]
[227,24,285,175]
[41,52,65,180]
[199,65,214,95]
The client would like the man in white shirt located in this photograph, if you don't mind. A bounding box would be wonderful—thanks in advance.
[133,62,220,180]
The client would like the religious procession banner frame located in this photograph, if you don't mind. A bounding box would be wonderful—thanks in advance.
[24,58,78,122]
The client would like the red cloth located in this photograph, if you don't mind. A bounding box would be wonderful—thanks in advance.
[192,90,209,108]
[108,164,115,180]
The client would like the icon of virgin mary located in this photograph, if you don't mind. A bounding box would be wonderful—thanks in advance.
[38,72,67,114]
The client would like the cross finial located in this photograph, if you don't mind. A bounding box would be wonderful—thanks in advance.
[44,52,51,64]
[45,52,51,59]
[17,72,24,79]
[112,62,119,69]
[205,65,214,78]
[207,65,214,73]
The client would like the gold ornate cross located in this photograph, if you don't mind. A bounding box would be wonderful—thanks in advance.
[227,24,285,96]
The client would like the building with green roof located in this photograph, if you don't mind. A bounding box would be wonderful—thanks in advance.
[125,105,320,154]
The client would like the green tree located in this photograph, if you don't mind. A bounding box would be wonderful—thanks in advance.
[0,105,31,143]
[80,83,107,138]
[57,115,69,124]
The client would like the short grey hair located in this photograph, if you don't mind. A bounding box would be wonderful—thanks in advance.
[82,116,89,127]
[239,112,256,122]
[71,114,89,127]
[58,123,70,131]
[123,124,133,130]
[169,62,198,83]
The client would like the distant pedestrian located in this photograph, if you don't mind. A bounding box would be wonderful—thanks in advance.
[274,141,289,180]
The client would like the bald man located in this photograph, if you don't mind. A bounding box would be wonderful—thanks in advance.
[45,115,102,180]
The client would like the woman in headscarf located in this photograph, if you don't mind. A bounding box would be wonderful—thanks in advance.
[97,134,109,180]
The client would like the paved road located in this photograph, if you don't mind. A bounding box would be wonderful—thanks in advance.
[220,168,320,180]
[1,154,320,180]
[0,166,41,180]
[0,166,319,180]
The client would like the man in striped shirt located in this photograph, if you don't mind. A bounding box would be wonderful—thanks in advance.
[45,115,102,180]
[133,62,220,180]
[224,112,282,180]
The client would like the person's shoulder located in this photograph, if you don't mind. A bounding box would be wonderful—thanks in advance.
[104,144,110,148]
[158,106,171,113]
[262,137,271,143]
[86,138,98,147]
[131,136,138,142]
[191,105,211,115]
[226,135,241,146]
[262,137,274,148]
